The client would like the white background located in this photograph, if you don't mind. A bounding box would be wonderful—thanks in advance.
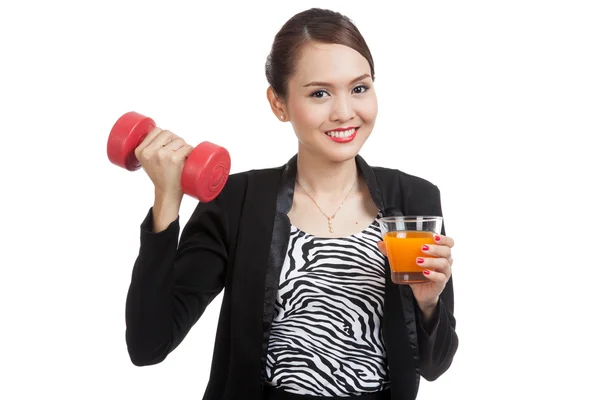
[1,0,599,399]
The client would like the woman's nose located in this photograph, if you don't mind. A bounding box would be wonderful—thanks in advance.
[330,96,355,122]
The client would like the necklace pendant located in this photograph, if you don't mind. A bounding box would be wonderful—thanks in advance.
[327,218,334,234]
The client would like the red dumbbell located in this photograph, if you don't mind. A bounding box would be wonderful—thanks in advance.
[107,111,230,202]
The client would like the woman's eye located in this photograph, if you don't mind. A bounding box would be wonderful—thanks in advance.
[353,85,369,94]
[311,90,328,98]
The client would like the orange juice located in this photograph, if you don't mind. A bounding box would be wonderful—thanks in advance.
[383,231,435,284]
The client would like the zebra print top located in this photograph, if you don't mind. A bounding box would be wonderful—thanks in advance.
[264,212,391,396]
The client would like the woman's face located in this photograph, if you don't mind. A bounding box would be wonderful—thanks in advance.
[272,42,378,163]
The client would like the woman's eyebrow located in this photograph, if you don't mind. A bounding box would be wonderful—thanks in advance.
[303,73,371,88]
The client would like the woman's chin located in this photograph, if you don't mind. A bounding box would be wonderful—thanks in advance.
[321,143,365,163]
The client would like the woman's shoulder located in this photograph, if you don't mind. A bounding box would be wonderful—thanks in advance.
[189,165,285,221]
[222,165,286,190]
[369,165,442,215]
[211,164,286,207]
[371,165,439,193]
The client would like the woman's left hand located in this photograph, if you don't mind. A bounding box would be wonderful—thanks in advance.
[377,234,455,313]
[409,234,455,312]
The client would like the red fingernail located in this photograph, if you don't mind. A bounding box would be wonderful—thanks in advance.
[423,270,430,275]
[417,257,425,264]
[434,235,441,242]
[422,245,429,251]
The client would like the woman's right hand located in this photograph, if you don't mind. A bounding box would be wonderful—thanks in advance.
[134,127,195,200]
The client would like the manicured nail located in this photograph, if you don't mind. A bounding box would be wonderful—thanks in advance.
[423,270,431,275]
[422,245,429,251]
[417,257,425,264]
[434,235,441,242]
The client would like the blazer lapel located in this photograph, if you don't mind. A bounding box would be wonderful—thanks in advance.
[225,166,284,399]
[357,155,421,398]
[258,155,297,391]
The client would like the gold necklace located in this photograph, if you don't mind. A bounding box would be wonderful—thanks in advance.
[296,179,357,234]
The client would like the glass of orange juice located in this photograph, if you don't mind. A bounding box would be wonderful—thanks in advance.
[379,216,444,284]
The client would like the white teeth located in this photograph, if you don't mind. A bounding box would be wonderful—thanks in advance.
[326,128,356,138]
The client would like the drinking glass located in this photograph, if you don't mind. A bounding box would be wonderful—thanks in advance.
[379,216,444,284]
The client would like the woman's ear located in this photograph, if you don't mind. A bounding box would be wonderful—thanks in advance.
[266,86,287,122]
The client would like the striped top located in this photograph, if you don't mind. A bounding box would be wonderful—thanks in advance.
[264,213,391,396]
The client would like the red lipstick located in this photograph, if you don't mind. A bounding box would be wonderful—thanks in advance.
[325,127,359,143]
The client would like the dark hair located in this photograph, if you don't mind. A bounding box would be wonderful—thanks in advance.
[265,8,375,100]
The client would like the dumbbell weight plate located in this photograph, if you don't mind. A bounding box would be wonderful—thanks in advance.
[182,142,230,202]
[107,111,156,171]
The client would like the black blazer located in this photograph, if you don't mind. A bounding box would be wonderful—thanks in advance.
[125,154,459,400]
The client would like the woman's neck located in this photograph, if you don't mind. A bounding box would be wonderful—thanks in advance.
[296,149,359,197]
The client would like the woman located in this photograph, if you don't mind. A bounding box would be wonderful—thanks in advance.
[125,7,458,400]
